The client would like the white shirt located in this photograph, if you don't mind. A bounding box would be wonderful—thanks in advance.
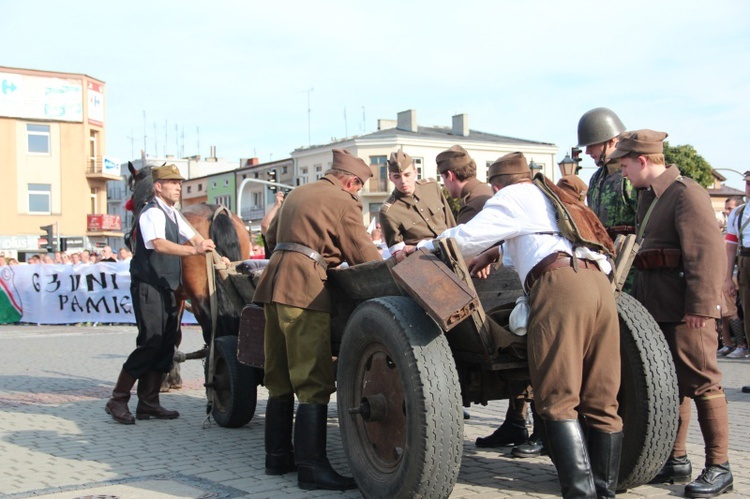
[725,203,750,248]
[139,196,195,250]
[419,182,611,285]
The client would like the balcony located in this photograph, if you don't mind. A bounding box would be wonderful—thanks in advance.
[87,214,124,237]
[86,156,123,181]
[241,207,266,221]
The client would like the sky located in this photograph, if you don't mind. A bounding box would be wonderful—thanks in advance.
[3,1,749,187]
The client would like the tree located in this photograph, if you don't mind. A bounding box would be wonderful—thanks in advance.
[663,141,714,188]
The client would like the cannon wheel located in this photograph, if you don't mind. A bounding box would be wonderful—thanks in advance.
[208,335,258,428]
[616,293,679,490]
[337,296,463,499]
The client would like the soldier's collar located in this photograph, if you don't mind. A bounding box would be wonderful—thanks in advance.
[651,164,681,197]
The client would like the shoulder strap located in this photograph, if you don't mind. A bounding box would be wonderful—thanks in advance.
[738,205,749,248]
[636,196,660,244]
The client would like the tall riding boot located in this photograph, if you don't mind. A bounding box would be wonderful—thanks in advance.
[135,371,179,420]
[587,428,623,499]
[513,402,547,458]
[544,419,596,499]
[105,369,137,424]
[294,403,357,491]
[265,395,297,475]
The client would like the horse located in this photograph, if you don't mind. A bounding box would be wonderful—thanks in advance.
[126,162,252,374]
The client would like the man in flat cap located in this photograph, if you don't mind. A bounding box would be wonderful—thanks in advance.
[380,148,456,263]
[253,149,380,491]
[410,151,623,498]
[577,107,638,240]
[613,130,732,497]
[106,164,218,425]
[437,145,493,224]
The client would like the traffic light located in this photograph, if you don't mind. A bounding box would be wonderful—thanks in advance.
[571,147,583,174]
[267,169,278,193]
[40,224,55,252]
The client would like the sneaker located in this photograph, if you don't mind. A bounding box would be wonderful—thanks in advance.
[726,347,749,358]
[717,346,734,356]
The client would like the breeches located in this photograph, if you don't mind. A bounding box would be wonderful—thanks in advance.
[123,280,179,378]
[263,302,334,404]
[659,321,723,398]
[527,266,622,432]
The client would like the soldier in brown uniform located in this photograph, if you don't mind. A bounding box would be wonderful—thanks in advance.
[253,149,381,491]
[437,144,493,224]
[380,149,456,263]
[612,130,733,498]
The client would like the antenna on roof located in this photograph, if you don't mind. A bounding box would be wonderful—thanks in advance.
[344,107,348,137]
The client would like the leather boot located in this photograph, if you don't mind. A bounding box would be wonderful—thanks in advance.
[105,369,137,425]
[294,403,357,491]
[650,455,693,484]
[135,371,179,420]
[587,428,622,499]
[512,404,546,458]
[475,418,528,448]
[265,395,296,475]
[684,463,733,498]
[544,419,596,499]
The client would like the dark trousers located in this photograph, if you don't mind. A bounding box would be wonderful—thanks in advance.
[123,280,179,378]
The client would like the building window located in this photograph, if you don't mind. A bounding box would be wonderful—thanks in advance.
[413,157,424,179]
[252,192,262,208]
[27,124,50,154]
[253,172,259,178]
[198,184,203,192]
[214,195,230,208]
[212,181,217,188]
[370,155,388,192]
[315,164,323,180]
[224,179,229,187]
[28,184,51,213]
[300,167,309,185]
[281,166,288,174]
[187,186,192,193]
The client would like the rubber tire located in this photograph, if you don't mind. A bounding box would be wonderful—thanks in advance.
[208,335,258,428]
[337,296,463,499]
[616,293,679,490]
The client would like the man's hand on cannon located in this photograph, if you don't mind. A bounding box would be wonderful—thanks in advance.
[468,247,500,279]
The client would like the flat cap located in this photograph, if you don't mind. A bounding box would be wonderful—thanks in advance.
[557,175,588,202]
[151,164,185,181]
[436,145,473,174]
[387,149,413,173]
[743,171,750,182]
[332,148,373,183]
[488,152,530,182]
[608,129,668,159]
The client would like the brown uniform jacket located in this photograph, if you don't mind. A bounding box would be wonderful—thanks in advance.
[634,165,724,321]
[457,178,493,224]
[380,178,456,249]
[253,174,381,313]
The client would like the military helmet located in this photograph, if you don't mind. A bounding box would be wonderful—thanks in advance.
[576,107,626,147]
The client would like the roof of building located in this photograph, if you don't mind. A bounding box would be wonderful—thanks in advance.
[708,184,744,197]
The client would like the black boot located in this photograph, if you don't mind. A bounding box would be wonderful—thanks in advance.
[265,396,296,475]
[105,369,137,425]
[684,463,733,498]
[475,418,528,448]
[294,403,357,491]
[649,455,692,484]
[135,371,179,420]
[544,419,596,499]
[587,429,622,499]
[512,431,546,458]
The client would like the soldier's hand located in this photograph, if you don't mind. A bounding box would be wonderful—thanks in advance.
[468,248,500,279]
[724,278,737,298]
[683,314,707,329]
[393,245,415,263]
[195,239,217,254]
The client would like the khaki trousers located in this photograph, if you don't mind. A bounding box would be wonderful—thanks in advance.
[263,302,334,404]
[528,266,622,432]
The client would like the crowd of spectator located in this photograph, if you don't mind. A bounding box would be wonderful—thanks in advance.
[0,246,133,266]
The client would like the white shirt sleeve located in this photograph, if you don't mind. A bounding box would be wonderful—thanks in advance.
[139,208,167,250]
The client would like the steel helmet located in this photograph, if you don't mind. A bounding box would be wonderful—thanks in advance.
[577,107,626,147]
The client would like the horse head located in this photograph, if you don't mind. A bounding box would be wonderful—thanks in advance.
[125,162,156,250]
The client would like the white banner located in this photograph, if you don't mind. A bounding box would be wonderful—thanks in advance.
[0,263,197,325]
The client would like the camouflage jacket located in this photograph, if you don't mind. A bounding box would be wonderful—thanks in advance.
[586,161,638,228]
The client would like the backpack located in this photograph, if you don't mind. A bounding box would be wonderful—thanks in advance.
[532,173,615,257]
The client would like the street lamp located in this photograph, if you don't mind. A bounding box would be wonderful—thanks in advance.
[529,159,543,177]
[558,154,577,177]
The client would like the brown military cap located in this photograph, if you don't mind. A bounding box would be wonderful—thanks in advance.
[387,149,414,173]
[557,175,588,202]
[608,129,669,159]
[436,145,473,174]
[488,152,530,182]
[151,164,185,182]
[332,148,373,183]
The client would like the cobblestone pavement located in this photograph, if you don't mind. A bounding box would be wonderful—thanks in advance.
[0,324,748,498]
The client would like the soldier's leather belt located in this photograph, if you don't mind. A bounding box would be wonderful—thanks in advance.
[739,248,750,257]
[524,252,600,292]
[274,242,328,269]
[606,225,635,239]
[633,248,682,271]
